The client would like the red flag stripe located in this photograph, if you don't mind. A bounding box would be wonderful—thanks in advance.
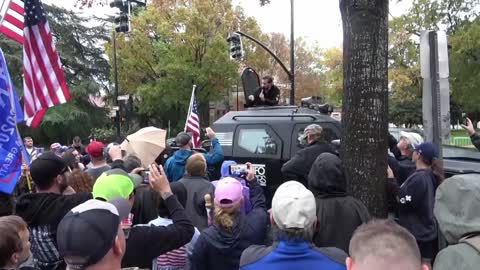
[0,25,22,43]
[4,13,22,29]
[38,24,70,101]
[26,27,60,105]
[23,43,50,108]
[9,1,23,15]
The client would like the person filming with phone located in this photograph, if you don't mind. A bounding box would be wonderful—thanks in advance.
[462,118,480,151]
[247,76,281,107]
[165,127,224,182]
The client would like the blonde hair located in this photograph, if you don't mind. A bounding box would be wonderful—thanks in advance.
[213,203,241,233]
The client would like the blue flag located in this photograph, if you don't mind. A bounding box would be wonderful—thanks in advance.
[0,48,24,194]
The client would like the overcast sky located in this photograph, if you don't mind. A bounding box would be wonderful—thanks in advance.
[44,0,413,48]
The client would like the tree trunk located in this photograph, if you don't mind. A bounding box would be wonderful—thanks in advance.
[340,0,389,217]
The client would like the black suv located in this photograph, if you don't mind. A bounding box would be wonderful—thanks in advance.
[212,105,341,203]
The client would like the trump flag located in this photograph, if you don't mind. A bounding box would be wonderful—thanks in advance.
[0,47,24,194]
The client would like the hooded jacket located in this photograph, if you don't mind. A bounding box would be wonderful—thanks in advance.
[433,174,480,270]
[308,153,370,252]
[165,138,224,182]
[15,192,92,270]
[282,141,336,186]
[189,179,268,270]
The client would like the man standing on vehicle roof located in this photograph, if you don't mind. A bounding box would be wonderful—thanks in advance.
[281,124,336,186]
[248,76,281,107]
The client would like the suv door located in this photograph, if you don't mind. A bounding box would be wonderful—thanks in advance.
[232,124,283,207]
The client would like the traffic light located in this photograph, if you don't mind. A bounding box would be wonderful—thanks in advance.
[110,0,130,33]
[227,33,244,60]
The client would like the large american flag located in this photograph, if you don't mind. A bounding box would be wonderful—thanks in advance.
[23,0,70,127]
[185,86,200,148]
[0,0,24,44]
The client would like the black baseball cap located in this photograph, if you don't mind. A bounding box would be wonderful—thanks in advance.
[57,198,131,269]
[30,151,67,183]
[175,132,192,147]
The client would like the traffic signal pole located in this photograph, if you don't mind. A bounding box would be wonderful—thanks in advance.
[290,0,295,105]
[113,31,121,141]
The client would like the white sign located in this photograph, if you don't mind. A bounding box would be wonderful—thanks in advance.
[117,95,130,101]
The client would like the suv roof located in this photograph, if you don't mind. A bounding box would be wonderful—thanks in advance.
[215,106,339,124]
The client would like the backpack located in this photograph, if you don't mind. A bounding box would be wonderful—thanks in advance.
[460,235,480,254]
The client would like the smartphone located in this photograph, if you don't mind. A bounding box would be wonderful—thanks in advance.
[462,113,468,126]
[229,164,249,177]
[142,169,150,184]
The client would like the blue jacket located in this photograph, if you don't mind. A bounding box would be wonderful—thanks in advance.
[165,138,224,182]
[189,179,268,270]
[240,241,347,270]
[397,169,439,242]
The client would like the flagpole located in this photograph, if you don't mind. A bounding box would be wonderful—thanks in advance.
[15,126,32,193]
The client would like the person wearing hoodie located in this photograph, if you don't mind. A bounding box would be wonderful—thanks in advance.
[240,181,347,270]
[281,124,336,186]
[190,165,268,270]
[308,153,370,252]
[433,174,480,270]
[15,152,93,270]
[396,142,443,264]
[214,160,252,214]
[178,154,215,231]
[165,128,224,182]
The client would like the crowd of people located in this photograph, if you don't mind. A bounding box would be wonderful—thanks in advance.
[0,123,479,270]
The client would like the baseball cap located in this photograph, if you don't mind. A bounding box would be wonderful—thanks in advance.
[87,141,106,158]
[400,131,424,146]
[214,177,243,207]
[272,181,316,230]
[30,151,67,183]
[57,198,131,269]
[175,132,192,147]
[412,142,438,163]
[93,169,142,201]
[299,124,323,142]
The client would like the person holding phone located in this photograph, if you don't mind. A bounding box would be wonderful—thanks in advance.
[462,118,480,151]
[165,127,224,182]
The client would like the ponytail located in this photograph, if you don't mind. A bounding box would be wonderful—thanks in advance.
[213,203,240,233]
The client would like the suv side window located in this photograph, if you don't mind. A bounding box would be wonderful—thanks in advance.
[234,125,281,158]
[290,122,341,157]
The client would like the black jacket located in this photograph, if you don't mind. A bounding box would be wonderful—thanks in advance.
[471,133,480,151]
[122,194,195,268]
[189,179,268,270]
[249,86,280,106]
[397,169,439,242]
[179,175,215,231]
[282,141,336,186]
[15,192,92,270]
[308,153,370,252]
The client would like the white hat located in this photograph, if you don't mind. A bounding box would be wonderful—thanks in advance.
[272,181,316,230]
[399,131,423,146]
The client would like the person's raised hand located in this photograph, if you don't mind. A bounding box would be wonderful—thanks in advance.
[462,118,476,136]
[246,162,256,182]
[108,145,122,161]
[248,95,254,101]
[131,167,144,175]
[206,127,216,140]
[148,164,172,199]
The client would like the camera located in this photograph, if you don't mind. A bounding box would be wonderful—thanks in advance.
[229,164,249,178]
[142,169,150,184]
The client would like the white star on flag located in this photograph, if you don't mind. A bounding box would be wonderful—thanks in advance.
[406,195,412,202]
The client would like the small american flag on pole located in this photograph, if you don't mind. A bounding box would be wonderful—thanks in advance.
[0,0,24,44]
[23,0,70,127]
[185,85,200,148]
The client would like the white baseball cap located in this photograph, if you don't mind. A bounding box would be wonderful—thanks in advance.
[272,181,316,230]
[399,131,424,146]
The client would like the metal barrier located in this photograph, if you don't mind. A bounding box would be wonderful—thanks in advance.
[451,137,473,147]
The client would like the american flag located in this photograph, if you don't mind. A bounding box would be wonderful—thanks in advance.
[185,86,200,148]
[23,0,70,127]
[0,0,24,44]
